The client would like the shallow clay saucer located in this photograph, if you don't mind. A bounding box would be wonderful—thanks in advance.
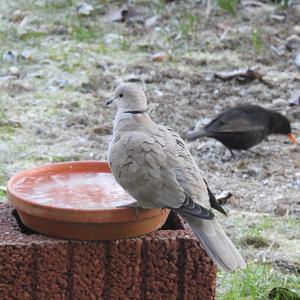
[7,161,169,240]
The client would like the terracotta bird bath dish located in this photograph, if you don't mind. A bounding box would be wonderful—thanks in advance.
[7,161,169,240]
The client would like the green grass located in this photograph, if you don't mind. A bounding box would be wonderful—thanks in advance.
[218,262,300,299]
[251,28,264,53]
[179,13,197,39]
[218,0,239,16]
[71,24,97,42]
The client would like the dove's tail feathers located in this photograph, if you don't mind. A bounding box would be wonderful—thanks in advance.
[184,129,207,141]
[181,215,246,272]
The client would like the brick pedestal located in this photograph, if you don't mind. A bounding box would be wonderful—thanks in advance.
[0,203,216,300]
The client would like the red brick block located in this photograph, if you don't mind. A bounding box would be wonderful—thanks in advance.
[0,203,216,299]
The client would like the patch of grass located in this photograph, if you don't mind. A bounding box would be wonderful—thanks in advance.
[20,31,46,41]
[218,262,300,299]
[0,172,7,202]
[0,125,16,141]
[44,0,74,11]
[155,0,166,15]
[97,40,107,54]
[218,0,238,16]
[119,37,130,51]
[240,235,271,248]
[0,106,6,121]
[179,13,197,39]
[50,155,81,163]
[71,24,97,42]
[247,215,274,237]
[251,28,264,53]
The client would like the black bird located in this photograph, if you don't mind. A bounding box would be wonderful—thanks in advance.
[185,105,297,156]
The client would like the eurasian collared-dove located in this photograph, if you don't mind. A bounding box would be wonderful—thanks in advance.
[185,105,297,157]
[106,83,246,272]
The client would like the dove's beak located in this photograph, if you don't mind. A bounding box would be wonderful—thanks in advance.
[106,96,117,106]
[288,133,297,144]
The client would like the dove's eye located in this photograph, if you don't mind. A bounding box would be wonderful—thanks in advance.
[119,93,124,98]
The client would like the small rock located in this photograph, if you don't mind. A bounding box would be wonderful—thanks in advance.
[272,98,286,106]
[20,49,33,61]
[270,45,285,56]
[294,25,300,34]
[8,66,20,76]
[295,53,300,67]
[271,14,286,22]
[289,90,300,106]
[12,80,34,91]
[77,3,94,16]
[17,15,39,37]
[10,10,30,23]
[152,52,169,62]
[2,50,18,63]
[56,79,68,89]
[46,85,57,92]
[286,34,300,50]
[145,16,157,28]
[154,89,164,97]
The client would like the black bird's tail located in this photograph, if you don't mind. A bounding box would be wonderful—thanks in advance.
[184,129,207,141]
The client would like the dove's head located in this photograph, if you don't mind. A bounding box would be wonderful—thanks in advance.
[106,83,147,111]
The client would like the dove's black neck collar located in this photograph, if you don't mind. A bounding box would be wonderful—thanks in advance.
[123,109,147,115]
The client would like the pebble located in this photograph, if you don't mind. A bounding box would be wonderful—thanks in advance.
[294,25,300,34]
[2,50,18,63]
[145,16,157,28]
[272,98,286,107]
[8,66,20,76]
[20,49,33,61]
[295,53,300,67]
[77,3,94,16]
[289,90,300,106]
[286,34,300,50]
[154,89,163,97]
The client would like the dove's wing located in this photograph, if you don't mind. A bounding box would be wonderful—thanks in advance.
[108,122,214,219]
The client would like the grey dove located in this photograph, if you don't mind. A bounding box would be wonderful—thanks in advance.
[106,83,246,272]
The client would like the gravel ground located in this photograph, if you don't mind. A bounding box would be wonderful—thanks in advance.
[0,0,299,296]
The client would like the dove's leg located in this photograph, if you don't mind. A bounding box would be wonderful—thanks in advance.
[116,202,141,218]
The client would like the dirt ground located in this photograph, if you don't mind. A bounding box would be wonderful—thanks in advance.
[0,0,300,297]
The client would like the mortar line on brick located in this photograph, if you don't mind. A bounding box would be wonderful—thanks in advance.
[67,241,74,300]
[140,238,148,300]
[177,238,186,300]
[30,243,38,300]
[103,241,111,300]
